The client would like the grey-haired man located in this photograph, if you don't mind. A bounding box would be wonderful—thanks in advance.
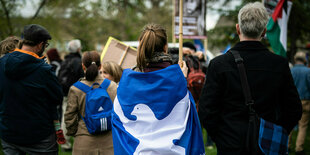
[199,2,302,155]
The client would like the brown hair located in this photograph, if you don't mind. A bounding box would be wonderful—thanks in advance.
[136,24,167,71]
[0,36,21,55]
[102,61,123,83]
[82,51,101,81]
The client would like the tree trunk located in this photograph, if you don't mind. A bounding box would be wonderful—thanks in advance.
[0,0,13,36]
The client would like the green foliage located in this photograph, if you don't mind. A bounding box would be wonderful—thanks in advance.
[0,0,173,51]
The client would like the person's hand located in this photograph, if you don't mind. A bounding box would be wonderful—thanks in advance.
[178,60,188,78]
[183,47,194,55]
[193,51,204,60]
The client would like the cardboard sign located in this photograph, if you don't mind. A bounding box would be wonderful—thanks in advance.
[101,37,137,69]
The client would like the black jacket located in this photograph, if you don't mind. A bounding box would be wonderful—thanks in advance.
[199,41,302,151]
[0,49,63,144]
[58,52,84,96]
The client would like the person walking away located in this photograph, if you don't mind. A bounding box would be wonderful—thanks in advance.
[0,24,63,154]
[58,39,84,151]
[46,48,67,145]
[101,61,123,84]
[65,51,117,155]
[199,2,302,155]
[289,52,310,155]
[111,23,205,155]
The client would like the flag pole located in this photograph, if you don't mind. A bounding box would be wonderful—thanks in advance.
[178,0,183,66]
[172,0,176,44]
[204,37,208,60]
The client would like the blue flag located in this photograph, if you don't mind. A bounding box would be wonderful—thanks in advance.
[194,39,205,53]
[112,65,205,155]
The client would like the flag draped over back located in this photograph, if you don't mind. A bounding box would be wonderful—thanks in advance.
[112,65,205,155]
[267,0,292,57]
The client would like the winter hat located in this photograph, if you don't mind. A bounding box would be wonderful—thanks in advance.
[22,24,51,44]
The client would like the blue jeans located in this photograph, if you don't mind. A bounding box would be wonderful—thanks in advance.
[1,133,58,155]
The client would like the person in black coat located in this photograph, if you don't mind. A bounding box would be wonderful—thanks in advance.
[198,2,302,155]
[0,24,63,154]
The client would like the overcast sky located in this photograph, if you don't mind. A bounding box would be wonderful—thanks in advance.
[206,0,241,30]
[19,0,241,31]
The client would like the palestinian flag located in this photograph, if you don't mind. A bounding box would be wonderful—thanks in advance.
[266,0,292,57]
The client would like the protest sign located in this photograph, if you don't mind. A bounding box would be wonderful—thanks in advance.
[174,0,206,39]
[101,37,137,69]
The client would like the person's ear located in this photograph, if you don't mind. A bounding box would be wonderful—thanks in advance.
[164,44,168,53]
[261,28,267,37]
[82,63,86,72]
[236,24,241,35]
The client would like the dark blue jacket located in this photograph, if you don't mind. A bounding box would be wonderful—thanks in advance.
[0,49,63,144]
[291,64,310,100]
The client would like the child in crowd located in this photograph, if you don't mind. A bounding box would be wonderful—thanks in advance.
[101,61,123,83]
[45,48,66,145]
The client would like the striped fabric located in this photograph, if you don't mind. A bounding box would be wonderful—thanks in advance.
[259,118,289,155]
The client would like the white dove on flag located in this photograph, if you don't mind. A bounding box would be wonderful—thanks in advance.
[113,92,191,155]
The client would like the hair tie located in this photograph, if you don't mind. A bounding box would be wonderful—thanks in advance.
[91,62,96,65]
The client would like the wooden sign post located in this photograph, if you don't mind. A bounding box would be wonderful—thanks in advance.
[178,0,183,66]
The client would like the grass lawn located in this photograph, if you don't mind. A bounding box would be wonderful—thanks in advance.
[202,124,310,155]
[0,125,309,155]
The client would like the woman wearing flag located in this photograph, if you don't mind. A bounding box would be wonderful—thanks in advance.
[111,23,205,155]
[65,51,118,155]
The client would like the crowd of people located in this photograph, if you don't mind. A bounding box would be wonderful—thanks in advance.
[0,1,308,155]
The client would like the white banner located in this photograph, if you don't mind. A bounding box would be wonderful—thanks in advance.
[175,0,206,39]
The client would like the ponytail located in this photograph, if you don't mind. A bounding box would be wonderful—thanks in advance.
[82,51,101,81]
[136,24,167,71]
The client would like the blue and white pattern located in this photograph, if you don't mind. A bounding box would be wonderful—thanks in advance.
[112,65,205,155]
[259,118,289,155]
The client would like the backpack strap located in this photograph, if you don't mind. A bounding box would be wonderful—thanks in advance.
[73,81,91,93]
[185,55,202,71]
[100,79,111,90]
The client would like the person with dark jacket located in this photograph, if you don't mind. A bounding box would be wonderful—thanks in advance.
[0,24,63,154]
[59,39,84,96]
[199,2,302,155]
[58,39,84,151]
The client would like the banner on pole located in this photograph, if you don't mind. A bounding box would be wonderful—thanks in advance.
[174,0,206,39]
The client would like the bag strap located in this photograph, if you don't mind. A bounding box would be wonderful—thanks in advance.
[185,56,194,71]
[188,56,203,71]
[230,50,255,111]
[100,78,111,90]
[73,81,91,93]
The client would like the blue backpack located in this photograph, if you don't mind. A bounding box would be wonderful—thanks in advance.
[73,79,113,134]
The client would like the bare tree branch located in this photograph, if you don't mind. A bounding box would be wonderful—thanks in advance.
[0,0,13,35]
[30,0,47,21]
